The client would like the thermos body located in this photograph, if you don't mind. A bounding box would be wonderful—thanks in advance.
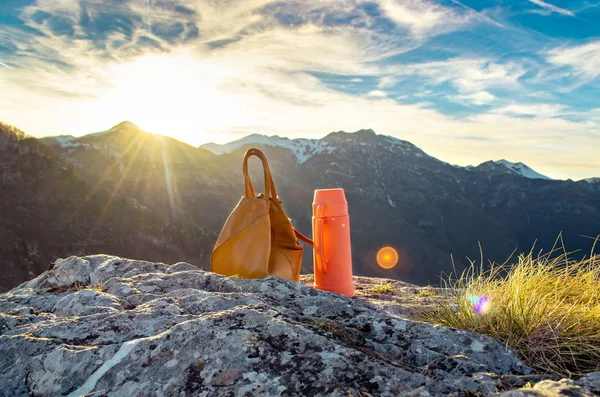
[312,189,354,297]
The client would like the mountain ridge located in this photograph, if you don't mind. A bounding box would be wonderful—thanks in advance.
[40,123,597,182]
[200,131,575,182]
[2,120,599,291]
[492,159,551,180]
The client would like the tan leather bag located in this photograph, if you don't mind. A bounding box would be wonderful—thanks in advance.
[211,148,313,281]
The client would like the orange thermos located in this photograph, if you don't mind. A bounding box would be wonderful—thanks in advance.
[312,188,354,297]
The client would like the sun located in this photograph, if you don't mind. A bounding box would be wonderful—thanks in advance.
[92,52,248,145]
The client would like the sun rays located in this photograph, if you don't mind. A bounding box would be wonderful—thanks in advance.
[76,129,146,214]
[84,131,150,242]
[161,140,177,221]
[78,127,206,247]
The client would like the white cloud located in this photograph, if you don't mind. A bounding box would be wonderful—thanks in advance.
[375,0,474,37]
[377,76,397,88]
[412,89,439,98]
[528,91,556,100]
[529,0,574,16]
[448,91,497,105]
[366,90,387,97]
[392,58,525,96]
[493,103,567,117]
[546,41,600,83]
[351,78,364,82]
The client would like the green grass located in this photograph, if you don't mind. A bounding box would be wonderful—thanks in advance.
[369,283,395,294]
[416,245,600,379]
[417,287,437,297]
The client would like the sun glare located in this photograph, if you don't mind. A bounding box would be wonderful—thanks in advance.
[94,53,249,144]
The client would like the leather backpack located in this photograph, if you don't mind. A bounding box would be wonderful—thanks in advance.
[211,148,313,281]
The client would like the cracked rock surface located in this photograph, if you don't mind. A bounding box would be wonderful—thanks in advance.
[0,255,597,396]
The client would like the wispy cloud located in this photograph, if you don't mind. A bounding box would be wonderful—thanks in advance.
[375,0,475,37]
[377,76,397,89]
[546,41,600,83]
[366,90,387,97]
[391,58,525,102]
[529,0,575,16]
[493,103,567,117]
[447,91,497,106]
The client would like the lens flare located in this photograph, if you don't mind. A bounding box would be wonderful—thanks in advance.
[376,247,398,269]
[469,294,491,314]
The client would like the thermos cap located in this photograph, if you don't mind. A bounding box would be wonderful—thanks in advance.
[313,188,348,217]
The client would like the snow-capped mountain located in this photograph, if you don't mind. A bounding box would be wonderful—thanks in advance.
[458,160,551,180]
[583,177,600,184]
[204,133,554,181]
[202,129,428,164]
[202,133,333,163]
[493,159,551,180]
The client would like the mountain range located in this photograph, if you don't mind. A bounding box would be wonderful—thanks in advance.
[1,121,599,291]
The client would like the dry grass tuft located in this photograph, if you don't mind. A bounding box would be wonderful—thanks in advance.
[86,284,105,293]
[416,239,600,378]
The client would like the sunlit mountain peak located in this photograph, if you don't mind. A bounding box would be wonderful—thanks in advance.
[109,121,142,132]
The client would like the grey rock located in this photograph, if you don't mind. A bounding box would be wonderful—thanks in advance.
[52,289,123,317]
[579,372,600,394]
[0,255,596,397]
[167,262,199,273]
[20,256,94,290]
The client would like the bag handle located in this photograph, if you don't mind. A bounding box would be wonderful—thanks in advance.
[243,148,277,200]
[244,148,315,247]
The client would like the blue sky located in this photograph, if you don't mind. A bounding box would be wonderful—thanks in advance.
[0,0,599,179]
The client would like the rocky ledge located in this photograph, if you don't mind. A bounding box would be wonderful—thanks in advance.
[1,255,598,397]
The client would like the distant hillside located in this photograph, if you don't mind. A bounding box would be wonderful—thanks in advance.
[1,121,599,291]
[0,122,216,291]
[0,121,29,148]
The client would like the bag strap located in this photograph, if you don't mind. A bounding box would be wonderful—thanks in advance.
[243,148,277,200]
[294,228,314,246]
[244,148,314,247]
